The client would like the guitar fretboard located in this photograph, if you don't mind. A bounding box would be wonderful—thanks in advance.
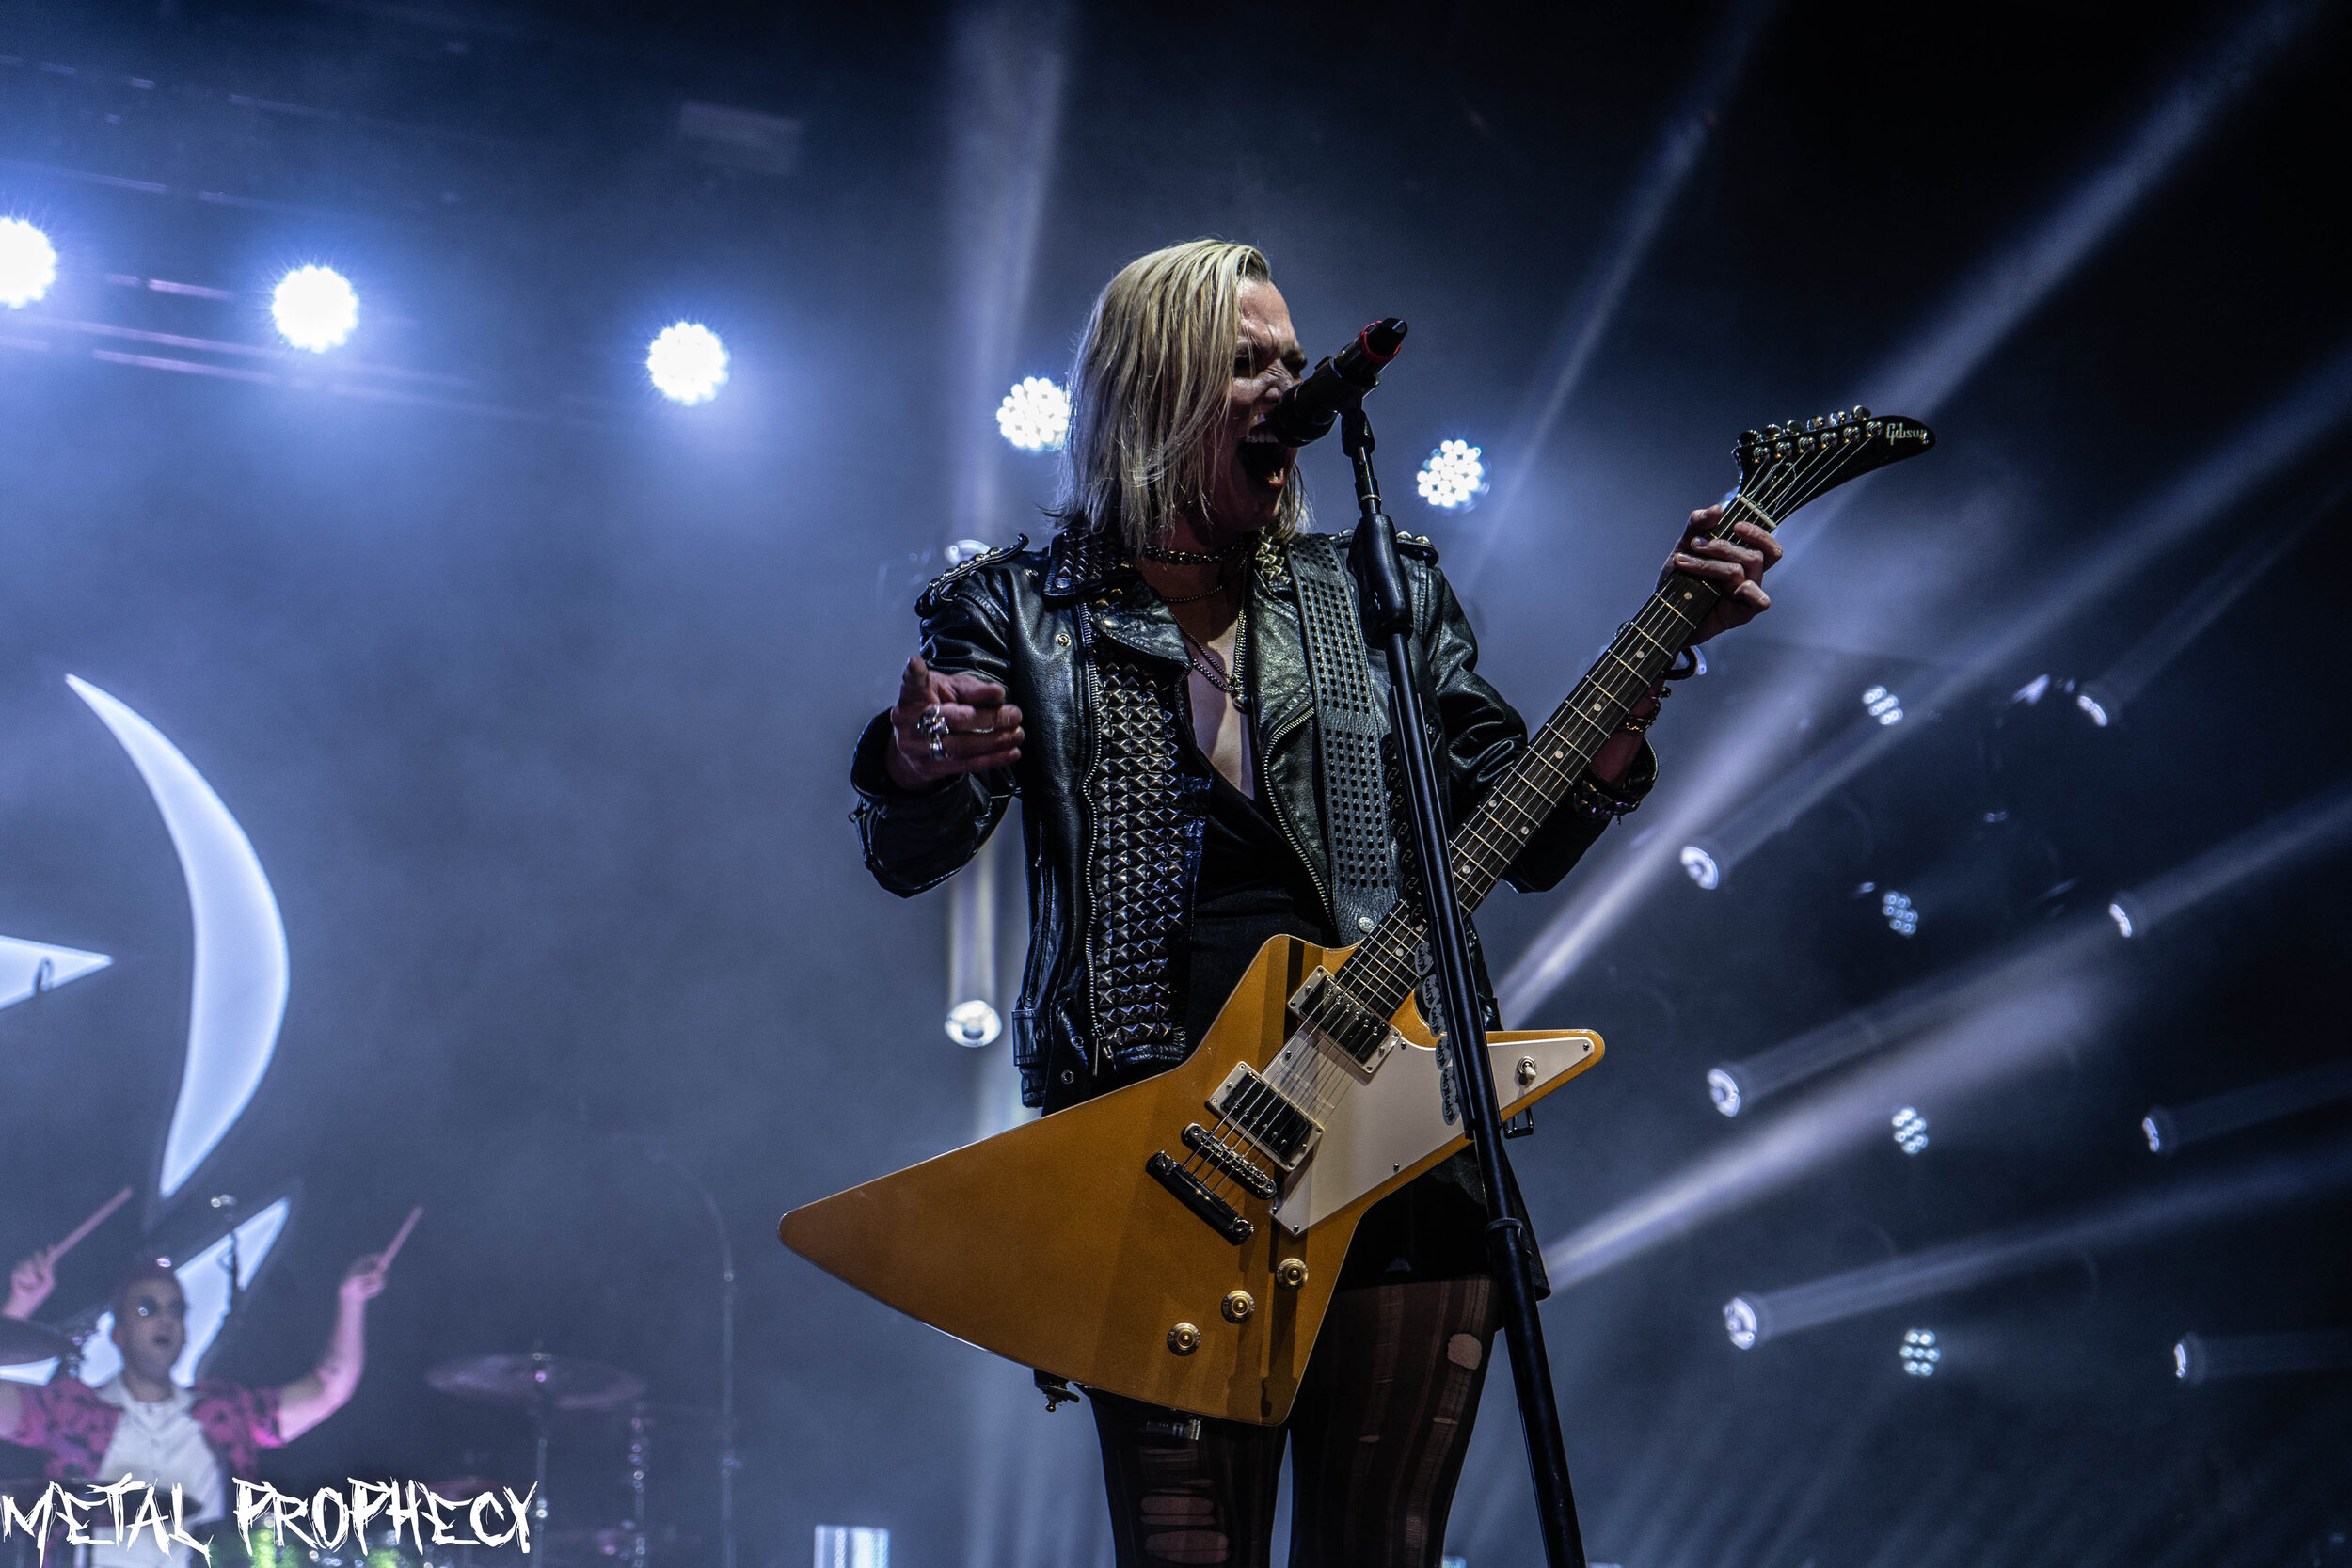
[1326,410,1922,1025]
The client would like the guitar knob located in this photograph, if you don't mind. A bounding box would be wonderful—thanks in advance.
[1168,1323,1200,1355]
[1222,1291,1256,1323]
[1275,1258,1310,1291]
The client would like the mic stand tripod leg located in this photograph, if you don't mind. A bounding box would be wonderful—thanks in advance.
[1339,401,1592,1568]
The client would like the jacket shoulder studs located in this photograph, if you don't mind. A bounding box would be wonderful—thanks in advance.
[1393,530,1439,562]
[918,535,1029,613]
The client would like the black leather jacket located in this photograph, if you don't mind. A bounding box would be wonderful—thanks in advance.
[852,526,1652,1108]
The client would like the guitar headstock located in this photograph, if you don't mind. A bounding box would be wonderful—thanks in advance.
[1730,407,1934,527]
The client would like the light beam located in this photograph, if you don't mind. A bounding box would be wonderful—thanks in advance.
[1724,1136,2352,1347]
[2144,1058,2352,1157]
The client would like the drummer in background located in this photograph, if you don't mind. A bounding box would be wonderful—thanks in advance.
[1,1250,388,1563]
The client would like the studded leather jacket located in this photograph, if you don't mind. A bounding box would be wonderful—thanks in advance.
[851,527,1653,1109]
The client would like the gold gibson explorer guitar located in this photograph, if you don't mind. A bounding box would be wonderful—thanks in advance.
[780,407,1934,1425]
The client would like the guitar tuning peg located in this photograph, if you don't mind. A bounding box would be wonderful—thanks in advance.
[1852,405,1871,420]
[1740,430,1760,444]
[1804,416,1822,432]
[1761,424,1781,439]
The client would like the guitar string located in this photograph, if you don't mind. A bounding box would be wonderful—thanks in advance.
[1184,429,1867,1192]
[1176,422,1886,1199]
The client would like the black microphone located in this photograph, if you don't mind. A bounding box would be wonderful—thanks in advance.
[1262,318,1407,447]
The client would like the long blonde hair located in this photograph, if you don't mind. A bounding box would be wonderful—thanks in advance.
[1054,239,1309,551]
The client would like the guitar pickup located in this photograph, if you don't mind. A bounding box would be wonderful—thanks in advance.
[1146,1151,1254,1245]
[1206,1063,1322,1170]
[1287,968,1403,1082]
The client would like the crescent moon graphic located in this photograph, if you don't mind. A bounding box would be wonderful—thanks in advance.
[66,675,289,1200]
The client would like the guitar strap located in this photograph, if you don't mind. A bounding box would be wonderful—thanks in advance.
[1284,533,1399,942]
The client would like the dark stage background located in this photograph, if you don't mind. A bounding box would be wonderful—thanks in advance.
[3,2,2348,1564]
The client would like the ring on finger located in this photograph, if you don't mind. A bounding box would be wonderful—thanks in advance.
[915,706,949,741]
[928,735,948,760]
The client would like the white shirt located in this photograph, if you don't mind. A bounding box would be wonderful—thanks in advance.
[87,1375,222,1567]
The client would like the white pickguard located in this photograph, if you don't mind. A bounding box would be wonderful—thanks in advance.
[1268,1032,1597,1235]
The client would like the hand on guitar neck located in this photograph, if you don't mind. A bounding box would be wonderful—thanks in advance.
[1588,503,1784,785]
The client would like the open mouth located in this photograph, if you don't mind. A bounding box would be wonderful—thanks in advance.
[1238,429,1290,486]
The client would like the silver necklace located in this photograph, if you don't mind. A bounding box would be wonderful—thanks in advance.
[1180,601,1250,710]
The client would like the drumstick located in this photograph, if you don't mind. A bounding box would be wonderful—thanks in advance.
[46,1187,134,1262]
[377,1206,423,1271]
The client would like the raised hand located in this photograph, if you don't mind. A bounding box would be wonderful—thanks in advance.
[884,655,1025,790]
[339,1253,389,1306]
[1661,504,1781,644]
[5,1251,56,1319]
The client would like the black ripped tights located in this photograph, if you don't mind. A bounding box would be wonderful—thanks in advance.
[1089,1276,1501,1568]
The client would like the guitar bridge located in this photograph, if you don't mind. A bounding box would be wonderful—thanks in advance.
[1183,1122,1278,1200]
[1206,1064,1322,1170]
[1145,1151,1254,1245]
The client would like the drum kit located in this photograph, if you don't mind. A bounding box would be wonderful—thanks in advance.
[0,1330,701,1568]
[419,1350,706,1568]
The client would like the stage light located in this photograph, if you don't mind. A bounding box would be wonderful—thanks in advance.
[2170,1326,2352,1385]
[0,218,58,308]
[2013,674,2053,705]
[1417,441,1487,511]
[1679,844,1721,890]
[1899,1329,1941,1377]
[944,538,994,566]
[270,266,358,352]
[995,376,1068,451]
[2105,780,2352,942]
[646,323,728,404]
[1882,891,1918,936]
[1549,968,2111,1290]
[1893,1106,1930,1155]
[1708,1067,1743,1117]
[1724,1296,1762,1350]
[813,1527,888,1568]
[1716,1132,2352,1349]
[1862,686,1904,725]
[2074,691,2110,727]
[945,998,1001,1048]
[2141,1059,2352,1159]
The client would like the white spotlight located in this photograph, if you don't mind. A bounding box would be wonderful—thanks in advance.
[1862,685,1905,725]
[1708,1067,1743,1117]
[1417,440,1487,511]
[647,322,729,404]
[1679,844,1721,890]
[1882,890,1918,937]
[2107,899,2137,939]
[996,376,1069,451]
[1900,1328,1941,1377]
[944,998,1001,1048]
[1892,1106,1930,1155]
[1724,1296,1762,1350]
[2074,690,2111,727]
[270,265,358,351]
[0,218,58,308]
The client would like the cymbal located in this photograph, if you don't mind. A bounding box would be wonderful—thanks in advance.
[425,1353,646,1412]
[0,1318,70,1367]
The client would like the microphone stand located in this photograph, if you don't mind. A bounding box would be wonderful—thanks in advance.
[1337,400,1591,1568]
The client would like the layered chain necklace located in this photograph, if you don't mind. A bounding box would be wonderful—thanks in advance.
[1179,600,1249,711]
